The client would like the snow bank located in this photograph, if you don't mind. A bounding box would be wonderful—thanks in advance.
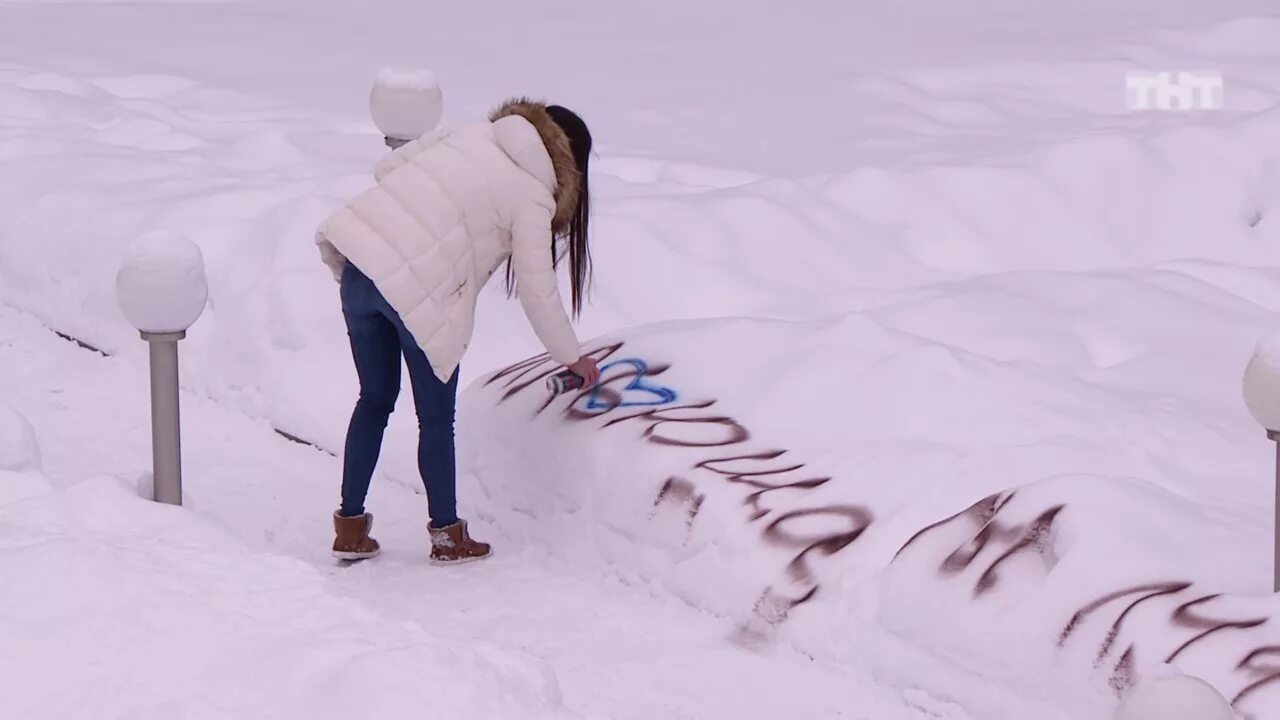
[4,59,1280,460]
[0,404,48,512]
[460,298,1280,718]
[0,402,41,473]
[0,470,568,720]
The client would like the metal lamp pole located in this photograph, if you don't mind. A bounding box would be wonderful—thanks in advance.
[1269,430,1280,593]
[143,330,187,505]
[116,232,208,506]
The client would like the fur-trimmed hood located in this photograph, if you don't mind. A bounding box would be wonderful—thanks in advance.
[488,98,581,234]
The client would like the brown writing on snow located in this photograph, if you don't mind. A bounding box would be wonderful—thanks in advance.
[484,342,1278,717]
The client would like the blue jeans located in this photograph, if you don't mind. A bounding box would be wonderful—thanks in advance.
[339,263,459,528]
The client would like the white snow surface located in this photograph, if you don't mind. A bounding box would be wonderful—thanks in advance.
[0,403,40,473]
[4,1,1280,718]
[0,465,569,720]
[374,66,439,93]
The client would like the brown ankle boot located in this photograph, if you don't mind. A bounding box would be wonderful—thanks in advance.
[428,519,491,565]
[333,511,381,561]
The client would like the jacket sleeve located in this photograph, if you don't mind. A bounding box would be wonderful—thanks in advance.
[511,205,581,365]
[315,227,347,284]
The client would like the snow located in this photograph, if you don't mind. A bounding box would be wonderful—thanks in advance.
[0,307,894,719]
[114,231,209,333]
[4,0,1280,718]
[374,66,439,92]
[0,464,568,719]
[463,314,1280,718]
[0,403,40,473]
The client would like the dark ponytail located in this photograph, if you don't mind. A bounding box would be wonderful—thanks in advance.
[503,104,593,318]
[546,104,592,318]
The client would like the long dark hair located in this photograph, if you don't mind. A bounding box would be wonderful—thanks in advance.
[505,104,593,318]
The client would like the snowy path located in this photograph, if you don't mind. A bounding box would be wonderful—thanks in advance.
[0,305,926,719]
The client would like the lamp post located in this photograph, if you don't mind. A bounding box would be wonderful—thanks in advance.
[115,231,208,506]
[369,66,443,149]
[1242,338,1280,593]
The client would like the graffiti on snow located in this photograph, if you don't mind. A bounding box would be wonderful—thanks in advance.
[485,341,871,623]
[652,477,704,528]
[895,490,1065,598]
[586,359,678,409]
[484,341,1280,716]
[896,486,1277,716]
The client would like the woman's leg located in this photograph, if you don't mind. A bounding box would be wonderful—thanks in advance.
[403,341,460,529]
[383,315,459,529]
[339,265,403,517]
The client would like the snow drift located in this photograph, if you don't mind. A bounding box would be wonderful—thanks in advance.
[0,407,569,720]
[461,297,1280,718]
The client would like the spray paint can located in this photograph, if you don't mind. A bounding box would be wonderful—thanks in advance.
[547,369,586,395]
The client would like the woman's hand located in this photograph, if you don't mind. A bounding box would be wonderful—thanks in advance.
[567,356,601,388]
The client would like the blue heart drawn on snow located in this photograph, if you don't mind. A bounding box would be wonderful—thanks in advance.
[585,359,678,409]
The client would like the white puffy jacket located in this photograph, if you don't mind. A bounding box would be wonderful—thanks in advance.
[316,98,583,383]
